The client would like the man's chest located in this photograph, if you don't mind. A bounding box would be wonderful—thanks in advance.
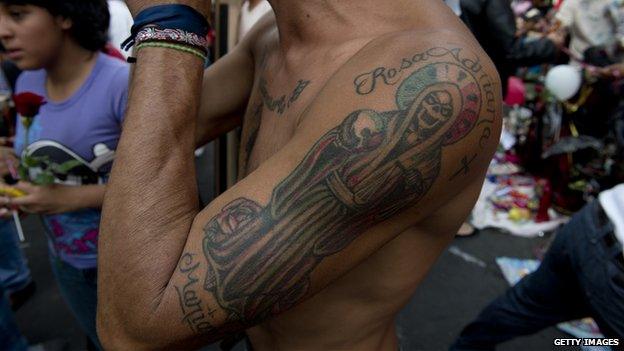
[237,37,376,179]
[237,70,327,178]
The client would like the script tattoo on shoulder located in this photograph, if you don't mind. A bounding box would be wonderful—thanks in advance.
[351,47,499,179]
[192,46,494,330]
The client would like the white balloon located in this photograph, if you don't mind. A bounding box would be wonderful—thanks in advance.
[545,65,583,101]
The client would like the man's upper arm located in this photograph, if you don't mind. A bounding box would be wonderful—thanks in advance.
[195,31,256,146]
[159,35,502,346]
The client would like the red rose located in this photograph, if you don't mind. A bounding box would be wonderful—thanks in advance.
[13,92,46,117]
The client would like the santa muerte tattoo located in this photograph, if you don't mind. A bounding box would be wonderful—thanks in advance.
[185,47,493,332]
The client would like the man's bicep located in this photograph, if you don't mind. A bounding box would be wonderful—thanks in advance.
[164,39,502,338]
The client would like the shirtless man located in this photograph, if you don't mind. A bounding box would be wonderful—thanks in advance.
[96,0,503,350]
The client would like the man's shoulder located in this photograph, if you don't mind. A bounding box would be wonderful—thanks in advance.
[317,29,500,112]
[351,29,491,70]
[298,30,502,207]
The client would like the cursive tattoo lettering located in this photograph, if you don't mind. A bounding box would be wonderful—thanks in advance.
[260,78,311,115]
[175,253,216,334]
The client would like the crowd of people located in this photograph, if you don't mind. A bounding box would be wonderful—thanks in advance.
[449,0,624,348]
[0,1,129,349]
[0,0,620,350]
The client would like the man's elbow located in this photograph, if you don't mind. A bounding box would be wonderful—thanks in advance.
[96,305,174,351]
[97,311,151,351]
[97,306,229,350]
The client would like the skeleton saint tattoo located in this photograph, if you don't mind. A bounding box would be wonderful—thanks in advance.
[199,47,485,329]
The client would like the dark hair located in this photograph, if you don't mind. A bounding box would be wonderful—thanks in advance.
[0,0,110,51]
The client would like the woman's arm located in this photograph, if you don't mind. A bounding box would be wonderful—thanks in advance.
[9,182,106,214]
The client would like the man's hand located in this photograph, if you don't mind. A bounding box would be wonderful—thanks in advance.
[125,0,211,17]
[8,182,74,215]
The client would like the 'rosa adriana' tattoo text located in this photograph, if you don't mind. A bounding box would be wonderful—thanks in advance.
[182,47,491,332]
[353,47,499,179]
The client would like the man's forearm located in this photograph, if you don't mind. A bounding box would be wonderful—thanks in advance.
[98,46,205,346]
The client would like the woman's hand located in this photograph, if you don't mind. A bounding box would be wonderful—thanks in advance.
[0,196,19,218]
[9,181,74,215]
[0,146,19,178]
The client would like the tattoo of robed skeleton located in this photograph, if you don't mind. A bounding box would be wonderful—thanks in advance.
[199,49,484,329]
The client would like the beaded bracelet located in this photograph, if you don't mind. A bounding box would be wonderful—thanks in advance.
[135,42,207,62]
[135,27,208,53]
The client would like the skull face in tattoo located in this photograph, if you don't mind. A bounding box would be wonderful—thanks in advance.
[418,91,454,129]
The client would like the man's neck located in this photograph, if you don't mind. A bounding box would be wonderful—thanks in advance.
[267,0,420,49]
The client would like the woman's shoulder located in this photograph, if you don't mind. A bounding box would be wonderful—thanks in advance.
[98,53,130,78]
[94,53,130,91]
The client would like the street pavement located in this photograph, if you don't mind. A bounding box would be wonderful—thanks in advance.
[11,214,569,351]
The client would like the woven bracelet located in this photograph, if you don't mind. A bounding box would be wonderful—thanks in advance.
[135,27,208,53]
[135,42,207,62]
[121,4,209,51]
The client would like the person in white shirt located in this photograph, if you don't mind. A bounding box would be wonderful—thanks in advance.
[107,0,133,57]
[554,0,622,61]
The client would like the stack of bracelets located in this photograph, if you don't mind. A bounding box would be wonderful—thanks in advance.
[121,4,210,63]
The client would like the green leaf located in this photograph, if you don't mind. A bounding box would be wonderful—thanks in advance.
[33,171,55,186]
[18,164,29,181]
[51,159,82,174]
[22,155,40,167]
[21,155,50,168]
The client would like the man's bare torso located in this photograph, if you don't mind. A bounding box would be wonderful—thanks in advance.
[232,5,498,349]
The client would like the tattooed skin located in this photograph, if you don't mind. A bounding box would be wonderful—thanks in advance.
[175,253,216,333]
[201,48,485,328]
[239,78,312,177]
[259,78,311,115]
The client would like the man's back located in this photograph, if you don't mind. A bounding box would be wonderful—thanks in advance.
[98,1,503,350]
